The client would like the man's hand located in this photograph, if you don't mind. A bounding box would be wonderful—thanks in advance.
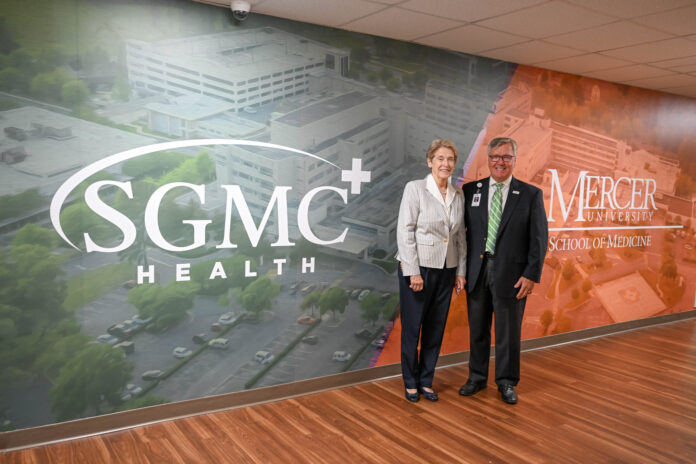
[514,276,535,300]
[409,274,424,292]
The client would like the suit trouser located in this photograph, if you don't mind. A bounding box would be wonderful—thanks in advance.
[466,256,526,386]
[399,265,456,390]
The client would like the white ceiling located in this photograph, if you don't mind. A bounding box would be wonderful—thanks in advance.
[195,0,696,98]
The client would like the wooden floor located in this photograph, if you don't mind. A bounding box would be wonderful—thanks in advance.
[3,318,696,463]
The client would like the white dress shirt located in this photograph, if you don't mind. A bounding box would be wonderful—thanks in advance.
[487,175,512,213]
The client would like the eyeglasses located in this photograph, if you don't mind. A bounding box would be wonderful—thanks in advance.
[488,155,515,163]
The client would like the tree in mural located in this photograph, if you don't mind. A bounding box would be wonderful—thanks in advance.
[382,294,399,321]
[589,246,607,268]
[35,332,91,382]
[359,291,382,326]
[12,223,55,248]
[319,287,349,321]
[127,282,196,330]
[540,309,554,336]
[301,290,322,317]
[61,80,90,107]
[661,259,678,280]
[236,276,280,317]
[561,258,577,281]
[50,344,132,420]
[2,240,66,334]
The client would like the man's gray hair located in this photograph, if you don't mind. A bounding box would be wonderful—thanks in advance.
[488,137,518,157]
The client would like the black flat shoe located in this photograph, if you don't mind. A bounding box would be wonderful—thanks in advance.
[498,384,518,404]
[419,387,438,402]
[404,388,420,402]
[459,380,486,396]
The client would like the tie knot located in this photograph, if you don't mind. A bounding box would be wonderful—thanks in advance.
[495,182,503,190]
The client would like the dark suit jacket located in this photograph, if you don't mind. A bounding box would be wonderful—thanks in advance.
[463,176,548,298]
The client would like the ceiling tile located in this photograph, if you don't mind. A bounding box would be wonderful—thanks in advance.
[582,65,676,82]
[564,0,695,19]
[341,8,462,41]
[632,5,696,36]
[535,53,633,74]
[671,63,696,73]
[622,73,696,89]
[418,25,530,53]
[399,0,546,23]
[477,2,615,39]
[255,0,386,27]
[482,41,583,64]
[544,21,673,52]
[650,55,696,68]
[601,38,696,62]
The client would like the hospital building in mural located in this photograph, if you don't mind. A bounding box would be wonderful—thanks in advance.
[126,27,349,112]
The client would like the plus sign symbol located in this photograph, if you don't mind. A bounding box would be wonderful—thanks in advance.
[341,158,371,194]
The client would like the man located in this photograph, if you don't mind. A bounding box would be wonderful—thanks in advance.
[458,137,548,404]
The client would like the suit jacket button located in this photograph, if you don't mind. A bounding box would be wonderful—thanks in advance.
[443,238,448,242]
[479,254,483,258]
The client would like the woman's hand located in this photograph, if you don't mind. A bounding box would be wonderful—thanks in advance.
[455,276,466,294]
[409,274,424,292]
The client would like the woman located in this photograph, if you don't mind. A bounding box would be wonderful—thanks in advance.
[396,139,466,402]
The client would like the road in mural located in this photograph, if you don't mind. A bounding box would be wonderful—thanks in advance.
[1,0,695,432]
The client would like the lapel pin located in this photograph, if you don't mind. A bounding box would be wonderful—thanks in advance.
[476,182,482,188]
[512,190,520,195]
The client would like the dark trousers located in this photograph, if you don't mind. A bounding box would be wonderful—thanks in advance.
[399,265,456,390]
[466,256,526,386]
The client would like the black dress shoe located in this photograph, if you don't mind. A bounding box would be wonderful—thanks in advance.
[419,387,438,402]
[405,388,420,402]
[459,380,486,396]
[498,384,518,404]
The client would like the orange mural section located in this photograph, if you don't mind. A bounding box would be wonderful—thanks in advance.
[376,64,696,366]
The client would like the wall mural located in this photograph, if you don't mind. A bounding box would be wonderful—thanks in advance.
[0,0,694,432]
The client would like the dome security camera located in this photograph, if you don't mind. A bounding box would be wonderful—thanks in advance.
[231,1,251,21]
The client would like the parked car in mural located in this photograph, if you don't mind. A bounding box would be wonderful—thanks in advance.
[302,335,319,345]
[141,370,164,381]
[120,383,143,402]
[172,347,192,359]
[97,334,119,345]
[208,338,230,349]
[332,351,351,362]
[107,323,133,339]
[297,315,316,325]
[114,341,135,355]
[218,311,236,325]
[254,351,275,364]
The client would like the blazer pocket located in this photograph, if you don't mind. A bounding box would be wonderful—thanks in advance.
[416,233,433,245]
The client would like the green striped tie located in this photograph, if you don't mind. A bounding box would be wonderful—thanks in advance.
[486,183,503,254]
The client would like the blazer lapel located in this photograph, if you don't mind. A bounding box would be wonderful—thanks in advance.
[497,177,520,237]
[424,175,450,224]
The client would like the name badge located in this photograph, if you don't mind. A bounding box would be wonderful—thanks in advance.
[471,193,481,207]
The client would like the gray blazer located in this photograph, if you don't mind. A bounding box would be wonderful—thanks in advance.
[396,175,467,277]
